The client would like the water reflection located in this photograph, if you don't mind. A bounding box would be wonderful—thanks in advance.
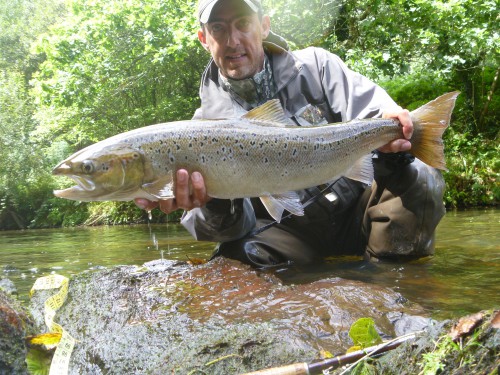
[0,209,498,319]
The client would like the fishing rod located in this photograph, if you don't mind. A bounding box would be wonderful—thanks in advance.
[241,331,421,375]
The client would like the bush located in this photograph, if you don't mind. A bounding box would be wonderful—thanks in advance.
[443,131,499,208]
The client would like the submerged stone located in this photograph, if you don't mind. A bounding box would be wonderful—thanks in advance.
[29,258,429,374]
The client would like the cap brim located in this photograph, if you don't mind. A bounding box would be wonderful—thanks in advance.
[199,0,218,24]
[199,0,260,23]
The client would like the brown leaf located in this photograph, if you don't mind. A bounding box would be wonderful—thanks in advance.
[186,256,207,265]
[449,312,484,341]
[490,311,500,329]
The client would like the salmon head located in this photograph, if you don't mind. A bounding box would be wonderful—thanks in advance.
[52,144,149,201]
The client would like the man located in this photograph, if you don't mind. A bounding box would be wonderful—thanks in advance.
[136,0,445,267]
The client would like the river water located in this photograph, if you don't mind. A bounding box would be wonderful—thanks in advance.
[1,209,498,319]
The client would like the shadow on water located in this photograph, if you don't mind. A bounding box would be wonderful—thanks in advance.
[1,208,498,319]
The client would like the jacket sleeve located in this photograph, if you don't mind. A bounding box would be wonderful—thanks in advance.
[180,198,256,242]
[313,48,401,121]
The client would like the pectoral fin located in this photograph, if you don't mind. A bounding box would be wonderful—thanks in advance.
[142,173,175,199]
[344,154,374,185]
[260,191,304,222]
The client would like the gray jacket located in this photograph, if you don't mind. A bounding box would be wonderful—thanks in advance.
[182,44,400,242]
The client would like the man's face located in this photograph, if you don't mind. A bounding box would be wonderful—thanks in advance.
[198,0,270,80]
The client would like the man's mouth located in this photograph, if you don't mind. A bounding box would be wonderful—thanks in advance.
[226,53,246,61]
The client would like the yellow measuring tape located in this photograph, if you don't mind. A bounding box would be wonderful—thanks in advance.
[30,274,75,375]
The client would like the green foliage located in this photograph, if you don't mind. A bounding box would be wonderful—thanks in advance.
[265,0,342,49]
[25,347,51,375]
[316,0,499,134]
[417,329,485,375]
[348,317,383,349]
[443,132,499,208]
[31,0,206,147]
[85,202,150,226]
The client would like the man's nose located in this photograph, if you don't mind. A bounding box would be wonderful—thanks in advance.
[226,27,241,48]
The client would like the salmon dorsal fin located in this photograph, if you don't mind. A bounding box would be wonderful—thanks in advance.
[242,99,295,126]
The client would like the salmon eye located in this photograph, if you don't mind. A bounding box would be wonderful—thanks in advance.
[81,160,95,174]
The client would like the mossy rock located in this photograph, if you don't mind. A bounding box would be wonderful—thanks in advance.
[29,258,429,374]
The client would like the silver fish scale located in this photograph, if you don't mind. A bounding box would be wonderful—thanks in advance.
[115,117,400,199]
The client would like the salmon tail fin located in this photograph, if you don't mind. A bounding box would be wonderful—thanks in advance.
[410,91,460,170]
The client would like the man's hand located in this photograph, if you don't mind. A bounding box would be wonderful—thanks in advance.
[134,170,212,214]
[378,109,413,153]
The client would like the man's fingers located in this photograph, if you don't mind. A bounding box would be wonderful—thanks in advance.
[191,172,208,207]
[134,198,158,211]
[136,170,210,213]
[378,139,412,153]
[174,169,192,208]
[399,109,413,139]
[158,199,177,214]
[383,109,413,139]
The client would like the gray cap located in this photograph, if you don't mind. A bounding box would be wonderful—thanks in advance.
[198,0,262,24]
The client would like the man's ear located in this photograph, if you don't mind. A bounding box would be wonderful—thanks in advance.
[198,29,210,51]
[261,15,270,39]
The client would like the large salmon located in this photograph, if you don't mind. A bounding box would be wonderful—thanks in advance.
[53,92,459,221]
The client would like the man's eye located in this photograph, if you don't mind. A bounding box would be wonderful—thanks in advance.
[210,24,224,33]
[236,18,251,30]
[81,161,95,174]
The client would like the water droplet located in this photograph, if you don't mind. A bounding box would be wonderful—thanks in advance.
[230,199,235,214]
[147,210,153,221]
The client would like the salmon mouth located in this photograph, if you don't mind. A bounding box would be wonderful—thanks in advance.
[53,175,96,200]
[57,174,95,191]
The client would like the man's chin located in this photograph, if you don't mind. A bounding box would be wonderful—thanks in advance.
[221,62,257,80]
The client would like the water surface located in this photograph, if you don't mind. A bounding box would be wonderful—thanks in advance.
[1,209,498,319]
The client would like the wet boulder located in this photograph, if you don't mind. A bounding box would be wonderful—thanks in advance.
[0,279,36,375]
[29,258,429,374]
